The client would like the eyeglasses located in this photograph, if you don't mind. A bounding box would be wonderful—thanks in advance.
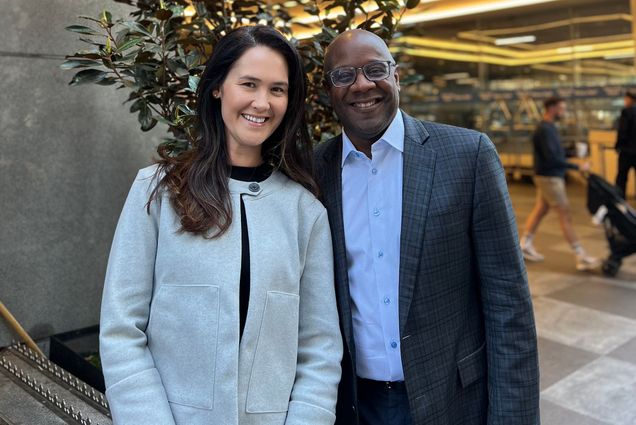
[325,61,396,88]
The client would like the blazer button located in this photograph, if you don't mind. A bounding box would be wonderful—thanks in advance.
[248,183,260,192]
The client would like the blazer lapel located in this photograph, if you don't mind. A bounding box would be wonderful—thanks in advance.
[319,137,356,358]
[399,113,436,335]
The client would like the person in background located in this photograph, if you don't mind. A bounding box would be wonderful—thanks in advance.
[315,29,539,425]
[615,90,636,198]
[520,96,599,271]
[99,25,342,425]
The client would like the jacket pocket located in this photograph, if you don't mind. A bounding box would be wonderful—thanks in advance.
[457,342,486,388]
[147,284,220,409]
[247,291,300,413]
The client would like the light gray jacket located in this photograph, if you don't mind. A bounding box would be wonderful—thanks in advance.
[99,165,342,425]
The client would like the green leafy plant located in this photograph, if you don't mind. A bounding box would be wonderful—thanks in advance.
[64,0,421,153]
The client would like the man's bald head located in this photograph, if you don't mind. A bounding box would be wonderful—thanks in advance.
[322,29,400,153]
[324,29,394,71]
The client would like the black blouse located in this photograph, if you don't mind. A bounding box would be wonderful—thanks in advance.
[230,163,272,339]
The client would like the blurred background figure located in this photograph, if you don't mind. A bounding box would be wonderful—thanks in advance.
[520,97,600,271]
[615,90,636,198]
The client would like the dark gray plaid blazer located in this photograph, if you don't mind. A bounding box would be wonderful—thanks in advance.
[314,112,540,425]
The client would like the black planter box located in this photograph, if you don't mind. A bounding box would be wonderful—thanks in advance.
[49,325,105,392]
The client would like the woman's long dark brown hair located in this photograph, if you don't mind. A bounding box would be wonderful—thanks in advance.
[149,26,318,238]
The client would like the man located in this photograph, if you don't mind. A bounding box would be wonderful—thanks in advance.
[615,90,636,198]
[520,96,598,271]
[314,29,539,425]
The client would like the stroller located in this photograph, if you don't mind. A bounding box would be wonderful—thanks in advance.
[586,173,636,276]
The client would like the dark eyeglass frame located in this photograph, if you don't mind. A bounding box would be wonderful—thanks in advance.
[325,61,397,88]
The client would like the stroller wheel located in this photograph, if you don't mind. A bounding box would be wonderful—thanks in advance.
[602,258,621,277]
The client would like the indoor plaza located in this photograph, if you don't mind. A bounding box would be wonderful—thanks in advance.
[393,1,636,423]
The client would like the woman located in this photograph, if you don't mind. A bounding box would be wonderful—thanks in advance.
[99,26,342,425]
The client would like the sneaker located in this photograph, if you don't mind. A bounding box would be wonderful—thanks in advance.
[576,254,600,271]
[521,243,545,262]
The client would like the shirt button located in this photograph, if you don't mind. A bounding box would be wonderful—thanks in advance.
[390,341,398,349]
[383,297,390,305]
[373,208,380,217]
[378,251,384,258]
[371,168,378,175]
[248,183,260,192]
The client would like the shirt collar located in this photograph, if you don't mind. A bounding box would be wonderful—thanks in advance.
[341,110,404,168]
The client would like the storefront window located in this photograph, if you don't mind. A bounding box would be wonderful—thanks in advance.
[397,0,635,161]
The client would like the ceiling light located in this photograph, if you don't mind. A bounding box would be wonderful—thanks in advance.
[557,45,594,54]
[397,36,632,60]
[495,35,536,46]
[604,52,634,60]
[400,0,560,25]
[391,45,635,67]
[443,72,470,80]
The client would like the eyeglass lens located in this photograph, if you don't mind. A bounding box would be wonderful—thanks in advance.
[330,61,392,87]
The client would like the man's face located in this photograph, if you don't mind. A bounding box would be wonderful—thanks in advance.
[625,95,634,108]
[324,34,400,147]
[553,101,567,121]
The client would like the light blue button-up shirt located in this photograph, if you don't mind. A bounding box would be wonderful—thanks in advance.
[341,110,404,381]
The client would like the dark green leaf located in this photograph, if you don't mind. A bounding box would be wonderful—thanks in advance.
[117,50,138,62]
[125,92,141,102]
[167,58,189,77]
[130,98,144,112]
[65,25,101,35]
[100,10,113,26]
[159,138,190,155]
[78,36,105,46]
[135,51,156,63]
[405,0,421,9]
[96,77,118,86]
[101,57,115,69]
[122,21,153,37]
[60,59,101,70]
[139,103,157,131]
[183,50,202,68]
[115,28,130,45]
[69,69,108,85]
[146,95,162,104]
[115,37,144,53]
[188,75,199,92]
[177,103,195,115]
[67,51,102,60]
[145,44,163,54]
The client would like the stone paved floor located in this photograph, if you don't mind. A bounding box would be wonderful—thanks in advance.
[509,180,636,425]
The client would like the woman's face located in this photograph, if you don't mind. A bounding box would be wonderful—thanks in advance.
[215,45,289,167]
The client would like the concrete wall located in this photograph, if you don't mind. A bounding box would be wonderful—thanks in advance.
[0,1,165,345]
